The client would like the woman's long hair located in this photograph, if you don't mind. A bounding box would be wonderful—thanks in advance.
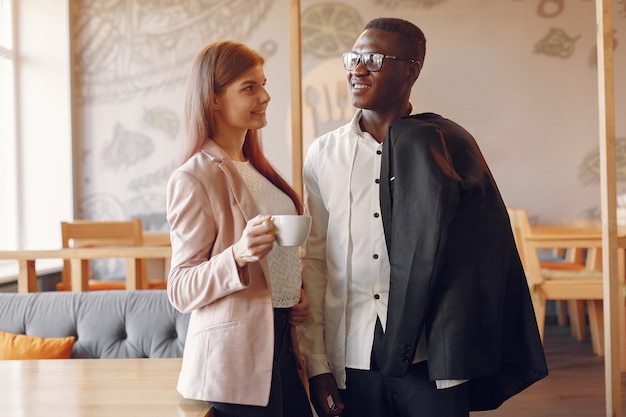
[181,40,302,214]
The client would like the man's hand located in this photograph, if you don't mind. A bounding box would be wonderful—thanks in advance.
[309,373,344,417]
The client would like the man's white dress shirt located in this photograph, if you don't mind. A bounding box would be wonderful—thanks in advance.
[300,110,431,389]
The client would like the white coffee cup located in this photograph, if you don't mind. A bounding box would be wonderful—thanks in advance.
[269,215,312,247]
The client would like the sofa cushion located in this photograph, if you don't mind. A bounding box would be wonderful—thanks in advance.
[0,290,189,359]
[0,331,75,359]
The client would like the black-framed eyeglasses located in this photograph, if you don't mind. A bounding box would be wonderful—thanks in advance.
[342,52,416,72]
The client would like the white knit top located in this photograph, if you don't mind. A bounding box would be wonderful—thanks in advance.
[233,160,301,308]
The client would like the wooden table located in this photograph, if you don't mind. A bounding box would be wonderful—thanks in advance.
[0,358,212,417]
[0,246,172,293]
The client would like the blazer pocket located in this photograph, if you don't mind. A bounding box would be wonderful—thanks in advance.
[193,320,240,337]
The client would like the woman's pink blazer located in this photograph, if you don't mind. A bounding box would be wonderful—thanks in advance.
[166,140,278,406]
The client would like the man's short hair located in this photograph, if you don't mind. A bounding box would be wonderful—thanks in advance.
[364,18,426,66]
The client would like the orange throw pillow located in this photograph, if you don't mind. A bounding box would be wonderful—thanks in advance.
[0,330,75,359]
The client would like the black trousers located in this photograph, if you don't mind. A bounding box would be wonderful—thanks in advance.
[339,318,469,417]
[209,309,313,417]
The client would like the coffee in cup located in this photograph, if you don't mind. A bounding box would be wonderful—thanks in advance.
[268,215,312,247]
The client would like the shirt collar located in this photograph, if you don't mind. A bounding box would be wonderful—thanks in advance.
[349,103,415,138]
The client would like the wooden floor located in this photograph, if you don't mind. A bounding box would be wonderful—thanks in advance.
[473,322,626,417]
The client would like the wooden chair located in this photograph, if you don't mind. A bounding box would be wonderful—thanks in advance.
[539,247,588,337]
[57,219,167,291]
[507,207,605,355]
[535,231,601,342]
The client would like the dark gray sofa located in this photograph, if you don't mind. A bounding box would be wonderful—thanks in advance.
[0,290,189,358]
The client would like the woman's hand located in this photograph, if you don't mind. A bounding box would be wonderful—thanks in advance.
[232,214,275,267]
[289,287,310,326]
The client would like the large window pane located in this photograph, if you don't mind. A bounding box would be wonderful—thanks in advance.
[0,0,16,251]
[0,0,12,49]
[0,0,72,285]
[0,57,16,250]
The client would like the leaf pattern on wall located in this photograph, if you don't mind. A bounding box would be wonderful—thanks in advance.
[587,31,619,69]
[579,137,626,185]
[143,106,180,139]
[534,28,580,58]
[127,160,179,192]
[101,123,154,169]
[77,193,126,220]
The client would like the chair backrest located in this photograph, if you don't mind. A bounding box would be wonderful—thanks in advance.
[62,220,144,249]
[507,207,602,283]
[507,207,525,265]
[506,207,545,288]
[60,219,146,291]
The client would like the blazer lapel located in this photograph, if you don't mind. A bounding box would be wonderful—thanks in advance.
[380,130,394,255]
[201,140,260,222]
[220,160,259,222]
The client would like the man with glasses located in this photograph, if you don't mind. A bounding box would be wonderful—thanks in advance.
[299,17,548,417]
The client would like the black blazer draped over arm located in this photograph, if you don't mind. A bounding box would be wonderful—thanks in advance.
[379,113,548,411]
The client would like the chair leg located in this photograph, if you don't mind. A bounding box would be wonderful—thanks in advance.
[568,300,587,341]
[533,293,547,343]
[587,300,604,356]
[556,300,569,327]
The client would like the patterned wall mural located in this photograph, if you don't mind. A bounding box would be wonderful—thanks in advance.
[71,0,275,104]
[71,0,626,238]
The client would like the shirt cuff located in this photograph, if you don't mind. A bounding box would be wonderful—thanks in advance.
[306,353,332,378]
[435,379,469,389]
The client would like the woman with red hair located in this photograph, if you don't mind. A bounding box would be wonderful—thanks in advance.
[166,40,312,417]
